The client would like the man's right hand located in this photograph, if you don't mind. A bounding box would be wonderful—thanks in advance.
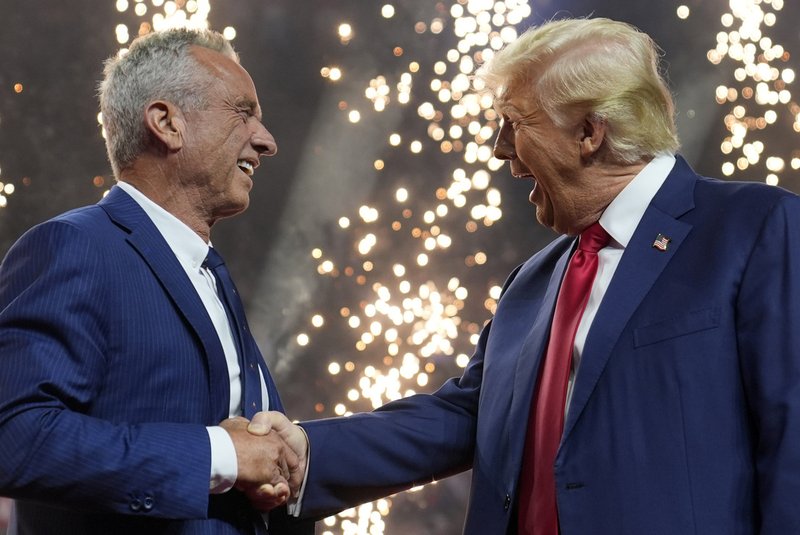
[219,416,299,511]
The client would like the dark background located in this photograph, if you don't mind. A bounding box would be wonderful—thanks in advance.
[1,1,798,532]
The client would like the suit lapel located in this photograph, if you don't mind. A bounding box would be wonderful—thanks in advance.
[561,157,697,444]
[260,356,284,413]
[99,186,231,422]
[506,242,573,451]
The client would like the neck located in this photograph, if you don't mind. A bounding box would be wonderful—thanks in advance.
[118,163,213,242]
[598,161,648,202]
[566,159,649,235]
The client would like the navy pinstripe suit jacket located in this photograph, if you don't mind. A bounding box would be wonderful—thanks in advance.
[0,186,311,534]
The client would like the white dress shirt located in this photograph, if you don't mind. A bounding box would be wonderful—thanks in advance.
[564,154,676,415]
[116,181,269,493]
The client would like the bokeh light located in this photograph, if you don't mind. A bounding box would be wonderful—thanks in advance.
[304,1,532,532]
[698,0,798,184]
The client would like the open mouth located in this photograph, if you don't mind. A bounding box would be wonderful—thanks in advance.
[237,159,254,176]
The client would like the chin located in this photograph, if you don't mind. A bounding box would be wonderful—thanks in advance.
[233,189,251,209]
[534,209,553,231]
[219,199,249,219]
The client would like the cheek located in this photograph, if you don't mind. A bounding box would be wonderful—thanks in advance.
[214,119,246,146]
[232,122,252,142]
[517,134,547,163]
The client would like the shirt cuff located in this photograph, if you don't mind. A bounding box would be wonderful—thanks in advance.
[207,426,238,494]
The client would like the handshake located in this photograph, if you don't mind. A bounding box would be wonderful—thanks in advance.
[220,411,307,512]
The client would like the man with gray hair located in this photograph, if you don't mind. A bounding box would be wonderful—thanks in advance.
[252,17,800,534]
[0,28,311,534]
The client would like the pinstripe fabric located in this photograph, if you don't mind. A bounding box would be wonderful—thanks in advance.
[0,187,311,535]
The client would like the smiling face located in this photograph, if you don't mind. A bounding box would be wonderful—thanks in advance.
[177,46,277,226]
[493,84,608,236]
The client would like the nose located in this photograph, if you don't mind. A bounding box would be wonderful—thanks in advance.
[493,120,516,161]
[251,120,278,157]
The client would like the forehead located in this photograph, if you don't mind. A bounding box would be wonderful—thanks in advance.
[494,82,537,117]
[190,46,260,104]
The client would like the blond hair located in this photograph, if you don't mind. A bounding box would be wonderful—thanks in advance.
[481,18,679,163]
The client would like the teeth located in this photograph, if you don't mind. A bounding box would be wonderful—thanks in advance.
[237,160,254,176]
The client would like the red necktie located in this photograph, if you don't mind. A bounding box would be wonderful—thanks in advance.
[518,222,610,534]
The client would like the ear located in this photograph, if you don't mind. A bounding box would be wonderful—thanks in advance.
[144,100,185,152]
[577,114,606,160]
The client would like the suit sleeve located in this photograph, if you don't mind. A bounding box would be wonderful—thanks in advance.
[0,220,211,519]
[736,194,800,532]
[297,264,524,519]
[297,337,483,518]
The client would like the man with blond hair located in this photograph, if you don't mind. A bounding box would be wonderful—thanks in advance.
[250,17,800,534]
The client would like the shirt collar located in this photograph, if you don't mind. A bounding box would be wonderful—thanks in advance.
[599,153,676,248]
[115,181,210,269]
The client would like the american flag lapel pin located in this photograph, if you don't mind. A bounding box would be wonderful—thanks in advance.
[652,233,671,251]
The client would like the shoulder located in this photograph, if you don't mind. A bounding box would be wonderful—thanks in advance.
[10,201,124,254]
[682,177,800,280]
[694,174,798,211]
[500,234,573,298]
[11,204,111,247]
[518,234,573,277]
[689,177,800,242]
[1,205,113,293]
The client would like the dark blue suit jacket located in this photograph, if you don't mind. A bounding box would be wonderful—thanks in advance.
[299,157,800,534]
[0,187,311,534]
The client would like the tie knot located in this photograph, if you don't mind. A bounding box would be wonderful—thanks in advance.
[203,247,225,270]
[578,222,610,253]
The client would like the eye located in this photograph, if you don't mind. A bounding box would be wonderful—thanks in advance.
[236,106,256,123]
[502,115,520,132]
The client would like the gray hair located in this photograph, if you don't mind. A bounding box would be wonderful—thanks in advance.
[481,18,679,164]
[99,28,238,176]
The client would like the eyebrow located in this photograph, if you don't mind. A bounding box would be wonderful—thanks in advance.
[494,103,521,120]
[492,94,518,114]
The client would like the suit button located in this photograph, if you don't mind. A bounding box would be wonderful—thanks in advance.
[504,494,511,511]
[143,496,155,511]
[250,362,256,370]
[129,498,142,512]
